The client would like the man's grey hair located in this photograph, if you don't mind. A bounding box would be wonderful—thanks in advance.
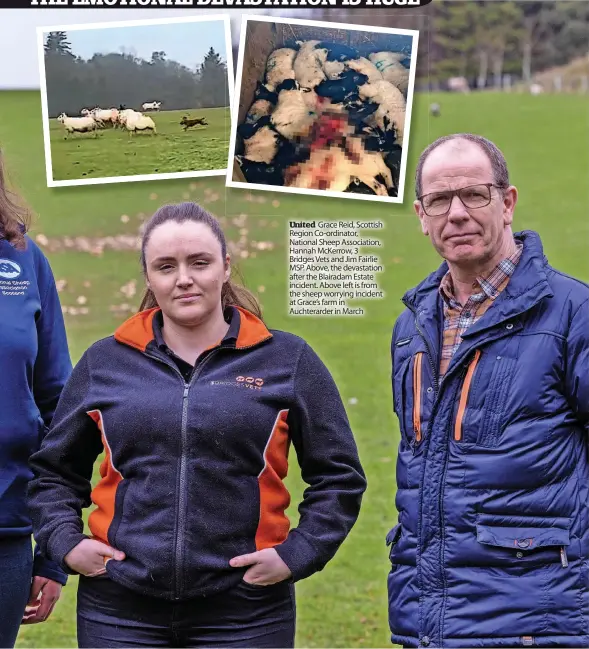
[415,133,510,198]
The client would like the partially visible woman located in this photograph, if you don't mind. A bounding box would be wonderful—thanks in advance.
[28,201,366,648]
[0,151,71,648]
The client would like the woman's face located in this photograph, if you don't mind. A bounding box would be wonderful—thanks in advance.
[144,220,230,326]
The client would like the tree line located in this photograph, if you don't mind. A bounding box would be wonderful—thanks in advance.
[44,32,229,117]
[314,1,589,89]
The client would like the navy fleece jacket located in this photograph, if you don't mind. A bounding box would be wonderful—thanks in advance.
[27,306,366,599]
[0,234,71,585]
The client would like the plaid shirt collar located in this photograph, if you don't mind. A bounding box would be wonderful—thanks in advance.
[439,241,523,309]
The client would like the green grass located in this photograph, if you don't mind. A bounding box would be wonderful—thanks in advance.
[48,108,231,181]
[0,89,587,648]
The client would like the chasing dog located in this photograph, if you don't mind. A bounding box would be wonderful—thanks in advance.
[180,115,208,131]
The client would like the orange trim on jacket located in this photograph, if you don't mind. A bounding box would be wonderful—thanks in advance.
[413,353,423,443]
[113,306,272,351]
[255,409,291,550]
[86,409,122,545]
[454,349,482,441]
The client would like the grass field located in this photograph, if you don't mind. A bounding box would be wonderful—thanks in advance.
[1,88,588,648]
[48,107,231,182]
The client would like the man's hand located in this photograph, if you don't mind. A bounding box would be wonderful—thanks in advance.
[229,548,292,586]
[64,538,125,577]
[21,577,62,624]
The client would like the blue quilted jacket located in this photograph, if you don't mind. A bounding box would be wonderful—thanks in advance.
[388,230,589,648]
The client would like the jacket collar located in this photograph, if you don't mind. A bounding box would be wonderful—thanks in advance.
[114,305,272,353]
[402,230,553,326]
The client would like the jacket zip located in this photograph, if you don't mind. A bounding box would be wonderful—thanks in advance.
[453,349,481,441]
[144,346,220,600]
[143,336,272,600]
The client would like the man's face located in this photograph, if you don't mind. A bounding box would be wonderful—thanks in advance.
[414,140,517,267]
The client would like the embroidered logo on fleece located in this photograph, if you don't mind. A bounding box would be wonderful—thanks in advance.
[210,376,264,391]
[0,259,21,279]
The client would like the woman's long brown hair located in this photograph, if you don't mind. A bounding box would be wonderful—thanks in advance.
[0,151,31,250]
[138,202,263,319]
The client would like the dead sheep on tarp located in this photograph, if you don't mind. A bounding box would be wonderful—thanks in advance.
[235,39,409,197]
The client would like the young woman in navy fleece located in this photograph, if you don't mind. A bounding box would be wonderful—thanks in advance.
[28,201,366,648]
[0,152,71,647]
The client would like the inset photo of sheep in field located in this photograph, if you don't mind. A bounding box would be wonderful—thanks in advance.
[37,15,233,187]
[226,15,418,204]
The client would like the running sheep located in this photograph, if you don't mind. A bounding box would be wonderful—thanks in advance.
[124,111,156,135]
[57,113,98,138]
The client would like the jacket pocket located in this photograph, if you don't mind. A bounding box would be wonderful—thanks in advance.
[477,355,517,447]
[476,518,571,568]
[453,349,482,442]
[108,480,130,548]
[386,523,402,566]
[394,353,425,450]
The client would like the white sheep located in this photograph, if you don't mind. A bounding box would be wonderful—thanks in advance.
[243,126,280,164]
[117,109,141,128]
[245,99,274,124]
[91,108,118,128]
[125,111,156,135]
[57,113,98,138]
[345,57,383,83]
[358,79,406,146]
[265,47,297,91]
[369,51,409,94]
[271,86,317,140]
[293,40,327,90]
[314,49,345,80]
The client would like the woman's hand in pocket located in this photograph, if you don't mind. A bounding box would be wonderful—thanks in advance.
[229,548,292,586]
[64,539,125,577]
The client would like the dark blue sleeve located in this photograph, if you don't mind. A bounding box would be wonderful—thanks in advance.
[31,243,72,583]
[33,244,72,427]
[565,297,589,434]
[273,342,367,582]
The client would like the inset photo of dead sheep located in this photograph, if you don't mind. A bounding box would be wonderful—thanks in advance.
[38,15,233,187]
[227,16,418,204]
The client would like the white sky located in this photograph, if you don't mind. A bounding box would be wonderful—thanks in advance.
[0,8,317,88]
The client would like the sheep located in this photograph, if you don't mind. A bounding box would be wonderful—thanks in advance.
[57,113,98,138]
[124,111,156,135]
[357,79,406,145]
[315,69,369,104]
[447,76,470,93]
[270,79,318,141]
[264,47,297,91]
[142,101,161,111]
[91,108,118,128]
[346,57,383,83]
[314,48,345,80]
[243,125,280,164]
[81,108,90,116]
[369,51,410,94]
[316,42,359,62]
[529,83,543,95]
[293,40,327,90]
[117,109,141,128]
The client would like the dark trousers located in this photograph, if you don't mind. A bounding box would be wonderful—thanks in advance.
[77,573,296,648]
[0,537,33,649]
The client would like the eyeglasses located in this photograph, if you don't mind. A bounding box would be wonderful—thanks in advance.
[417,183,504,217]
